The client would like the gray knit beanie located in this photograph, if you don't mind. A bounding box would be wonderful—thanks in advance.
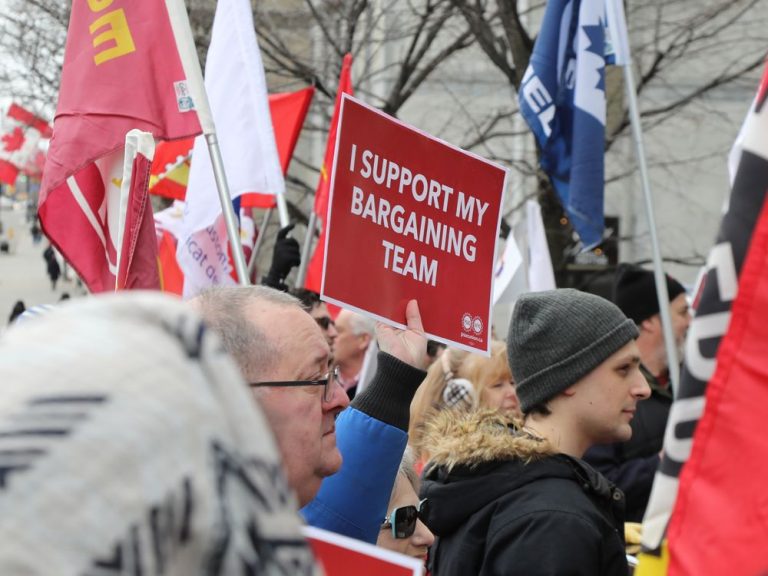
[507,288,639,413]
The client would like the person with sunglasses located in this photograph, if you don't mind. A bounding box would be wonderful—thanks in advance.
[191,286,428,546]
[377,448,435,563]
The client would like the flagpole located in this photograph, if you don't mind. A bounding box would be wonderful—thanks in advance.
[275,193,290,227]
[205,132,249,285]
[248,207,273,278]
[296,211,317,288]
[613,2,680,393]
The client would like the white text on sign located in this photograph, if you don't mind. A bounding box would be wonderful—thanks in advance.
[347,145,489,287]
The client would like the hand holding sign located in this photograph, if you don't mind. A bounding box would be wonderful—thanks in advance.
[376,299,427,369]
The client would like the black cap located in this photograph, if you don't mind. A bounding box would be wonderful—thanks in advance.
[613,264,686,325]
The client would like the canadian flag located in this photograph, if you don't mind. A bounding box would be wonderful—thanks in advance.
[0,104,52,185]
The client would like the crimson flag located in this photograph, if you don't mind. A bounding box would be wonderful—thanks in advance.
[662,62,768,575]
[115,132,160,290]
[667,172,768,575]
[149,138,194,201]
[305,54,353,292]
[38,0,205,292]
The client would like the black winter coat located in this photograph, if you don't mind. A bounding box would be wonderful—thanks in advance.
[420,411,628,576]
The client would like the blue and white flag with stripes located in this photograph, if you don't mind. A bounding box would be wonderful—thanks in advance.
[519,0,614,249]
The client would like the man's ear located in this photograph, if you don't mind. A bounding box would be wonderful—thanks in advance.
[640,315,661,334]
[561,385,577,398]
[359,333,372,350]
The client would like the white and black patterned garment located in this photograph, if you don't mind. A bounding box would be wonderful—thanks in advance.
[0,292,319,576]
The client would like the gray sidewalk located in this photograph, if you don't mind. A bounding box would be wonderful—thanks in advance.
[0,205,85,326]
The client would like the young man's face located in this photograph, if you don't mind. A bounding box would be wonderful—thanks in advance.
[568,340,651,446]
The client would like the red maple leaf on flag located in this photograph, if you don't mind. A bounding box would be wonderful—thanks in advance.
[1,127,25,152]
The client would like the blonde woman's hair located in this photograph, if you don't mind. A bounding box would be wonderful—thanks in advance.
[458,340,513,410]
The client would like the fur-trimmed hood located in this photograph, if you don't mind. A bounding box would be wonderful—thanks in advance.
[420,410,621,538]
[421,409,553,470]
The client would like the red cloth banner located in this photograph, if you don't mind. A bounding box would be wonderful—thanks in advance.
[149,138,194,201]
[116,141,159,290]
[320,95,507,354]
[305,54,353,292]
[38,0,202,292]
[667,190,768,576]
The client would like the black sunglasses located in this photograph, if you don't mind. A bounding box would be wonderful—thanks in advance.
[315,316,335,330]
[381,499,429,539]
[249,365,339,403]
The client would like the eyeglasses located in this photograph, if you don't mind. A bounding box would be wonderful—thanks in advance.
[315,316,335,330]
[249,365,339,403]
[381,499,429,539]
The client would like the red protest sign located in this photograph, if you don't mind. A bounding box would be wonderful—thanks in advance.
[320,95,507,354]
[302,526,423,576]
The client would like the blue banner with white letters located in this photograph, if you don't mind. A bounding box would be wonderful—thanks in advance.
[519,0,610,249]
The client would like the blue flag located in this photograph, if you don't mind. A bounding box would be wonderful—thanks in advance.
[519,0,611,249]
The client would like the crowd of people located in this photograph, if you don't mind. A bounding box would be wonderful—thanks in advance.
[0,227,691,574]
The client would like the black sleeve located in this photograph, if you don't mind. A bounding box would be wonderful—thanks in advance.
[350,351,426,431]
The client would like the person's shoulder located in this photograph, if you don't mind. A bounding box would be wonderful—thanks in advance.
[488,456,617,525]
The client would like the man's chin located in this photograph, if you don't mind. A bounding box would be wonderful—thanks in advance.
[319,448,343,478]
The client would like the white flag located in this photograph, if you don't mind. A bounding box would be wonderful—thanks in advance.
[526,200,557,292]
[493,232,524,305]
[177,0,284,298]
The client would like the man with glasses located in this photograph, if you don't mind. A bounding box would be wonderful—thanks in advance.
[191,286,427,545]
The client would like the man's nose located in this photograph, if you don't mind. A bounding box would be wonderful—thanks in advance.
[632,371,651,400]
[324,378,350,412]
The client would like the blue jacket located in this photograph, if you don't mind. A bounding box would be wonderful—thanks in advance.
[301,352,426,543]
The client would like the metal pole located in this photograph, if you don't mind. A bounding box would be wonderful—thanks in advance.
[275,194,290,228]
[621,61,680,394]
[248,207,273,279]
[296,211,317,289]
[205,132,249,286]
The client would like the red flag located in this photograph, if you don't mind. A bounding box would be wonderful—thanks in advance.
[149,137,194,201]
[0,104,52,185]
[650,62,768,575]
[667,189,768,575]
[149,89,314,205]
[38,0,204,293]
[270,87,316,175]
[305,54,353,292]
[115,132,160,290]
[157,230,184,295]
